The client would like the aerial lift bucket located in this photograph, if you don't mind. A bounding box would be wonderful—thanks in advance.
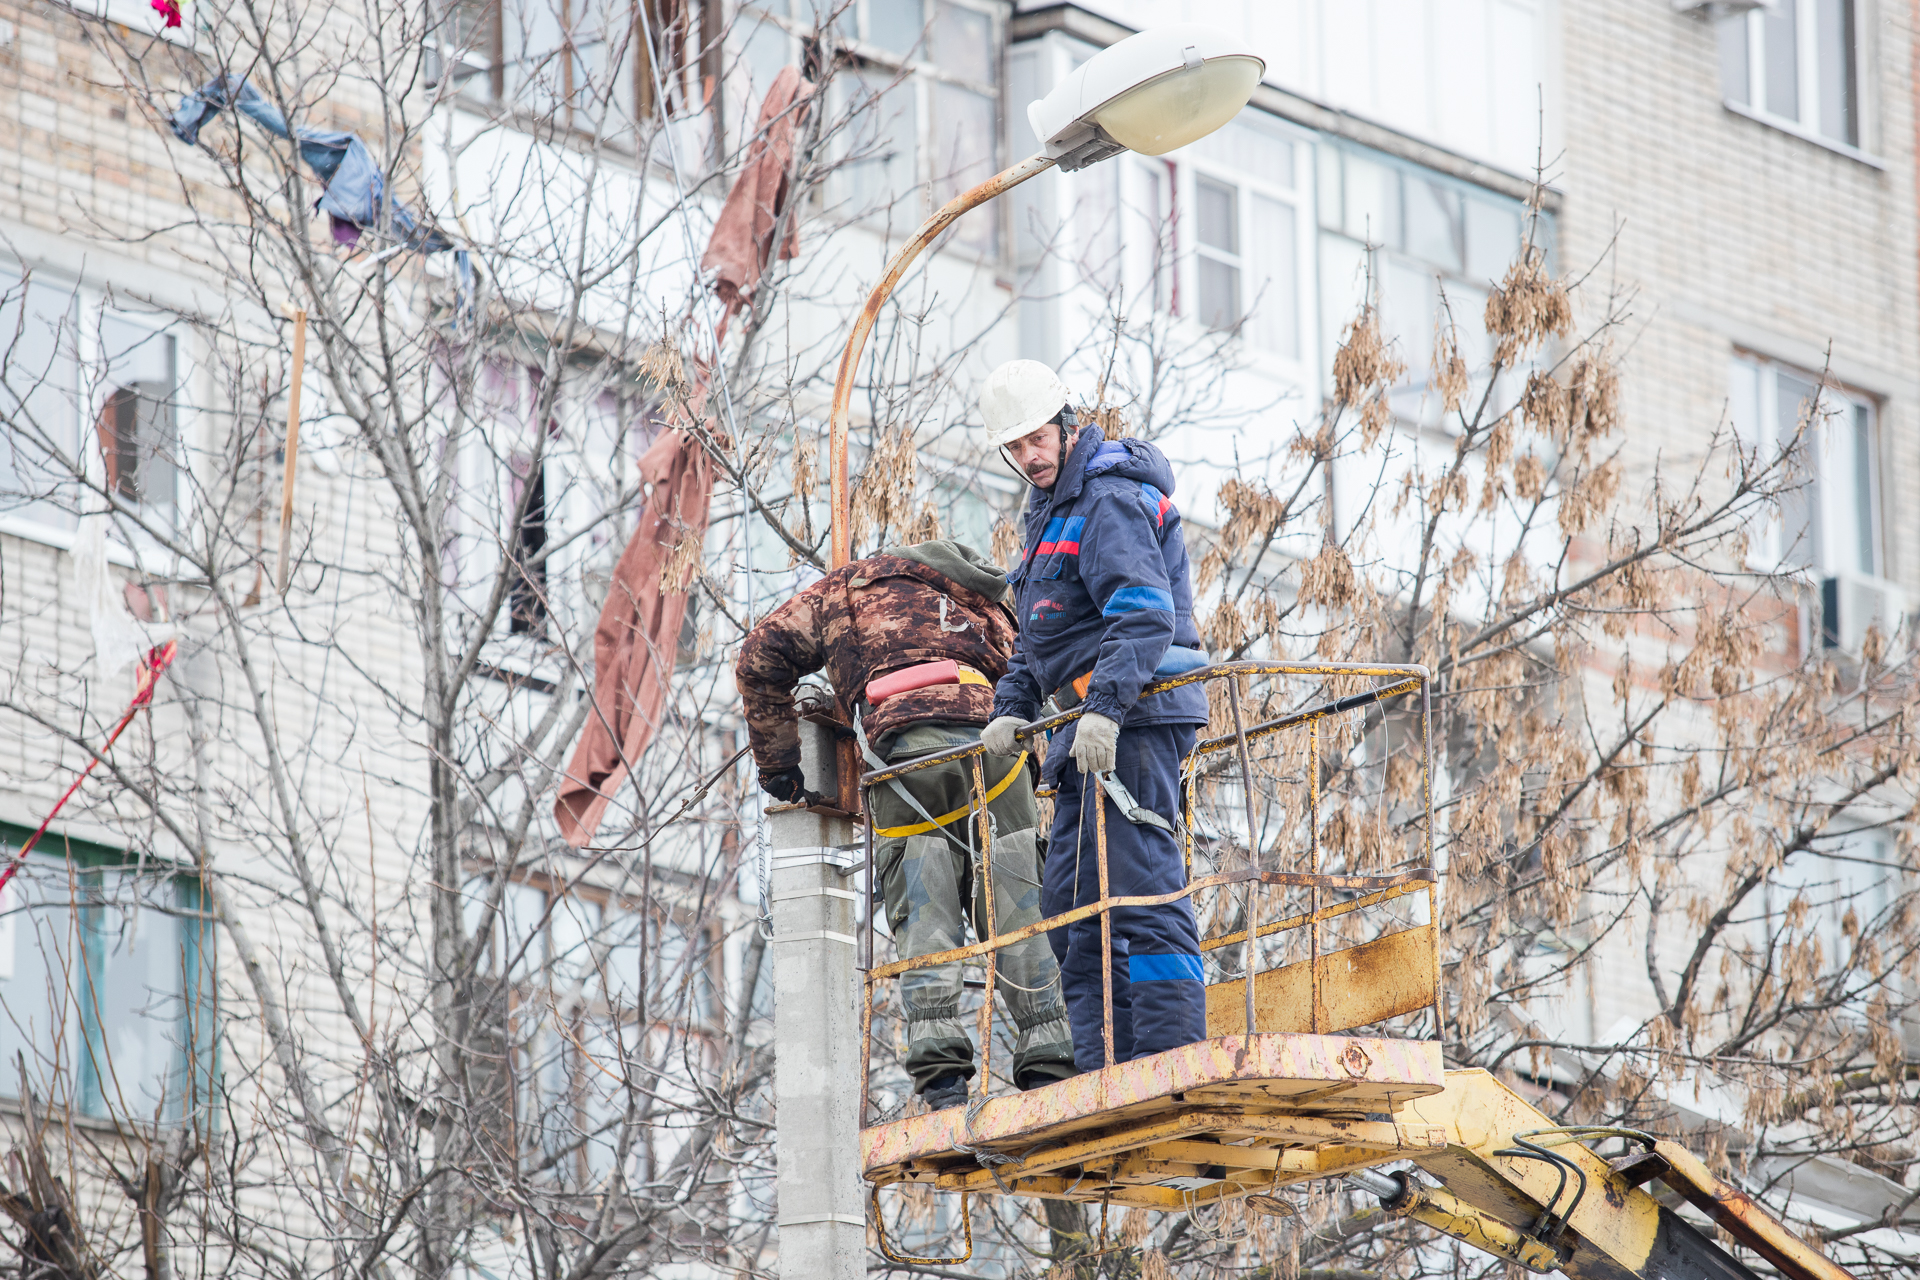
[853,663,1858,1280]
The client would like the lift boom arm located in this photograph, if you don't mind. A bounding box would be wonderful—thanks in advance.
[1366,1069,1855,1280]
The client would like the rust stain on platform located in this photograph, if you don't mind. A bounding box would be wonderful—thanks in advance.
[861,1032,1445,1195]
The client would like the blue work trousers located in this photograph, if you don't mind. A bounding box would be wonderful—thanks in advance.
[1041,723,1205,1070]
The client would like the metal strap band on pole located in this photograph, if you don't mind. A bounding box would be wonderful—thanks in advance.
[781,930,859,947]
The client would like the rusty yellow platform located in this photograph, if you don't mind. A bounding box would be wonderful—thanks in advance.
[863,1032,1448,1209]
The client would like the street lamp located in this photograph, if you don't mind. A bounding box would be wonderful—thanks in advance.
[826,23,1265,569]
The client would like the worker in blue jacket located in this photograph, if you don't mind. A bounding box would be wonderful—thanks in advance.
[978,360,1210,1071]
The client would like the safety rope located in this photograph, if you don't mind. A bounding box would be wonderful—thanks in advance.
[951,1092,1020,1174]
[869,753,1028,837]
[869,1186,973,1265]
[0,640,178,894]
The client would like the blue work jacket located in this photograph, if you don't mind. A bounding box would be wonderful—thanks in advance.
[992,426,1209,740]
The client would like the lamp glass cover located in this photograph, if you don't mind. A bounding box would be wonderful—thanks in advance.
[1091,56,1264,157]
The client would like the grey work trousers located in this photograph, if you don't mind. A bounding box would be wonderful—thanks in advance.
[872,723,1076,1094]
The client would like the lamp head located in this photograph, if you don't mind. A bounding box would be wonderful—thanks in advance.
[1027,24,1265,172]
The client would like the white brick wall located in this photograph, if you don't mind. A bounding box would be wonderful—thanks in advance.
[1557,0,1919,1038]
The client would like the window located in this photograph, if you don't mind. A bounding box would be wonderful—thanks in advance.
[462,874,721,1184]
[96,317,179,530]
[1146,116,1306,359]
[508,449,549,635]
[452,360,653,657]
[435,0,502,97]
[1137,158,1176,318]
[0,827,215,1125]
[1195,176,1241,333]
[1316,144,1532,425]
[1767,828,1896,994]
[0,267,184,540]
[437,0,708,133]
[1064,157,1122,295]
[0,272,81,532]
[841,68,920,224]
[1727,353,1879,577]
[1717,0,1861,149]
[772,0,999,255]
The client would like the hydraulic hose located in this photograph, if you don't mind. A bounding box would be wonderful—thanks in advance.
[1344,1169,1561,1274]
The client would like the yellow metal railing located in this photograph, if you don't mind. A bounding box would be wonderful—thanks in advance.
[856,661,1439,1120]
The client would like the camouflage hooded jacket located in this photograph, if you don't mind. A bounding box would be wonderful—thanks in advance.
[735,542,1018,773]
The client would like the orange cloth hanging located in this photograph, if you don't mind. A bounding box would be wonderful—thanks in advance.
[553,430,715,847]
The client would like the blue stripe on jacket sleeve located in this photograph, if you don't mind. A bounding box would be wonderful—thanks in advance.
[1130,953,1204,983]
[1102,585,1175,616]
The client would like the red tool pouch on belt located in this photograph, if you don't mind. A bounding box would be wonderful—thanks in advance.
[866,659,995,704]
[866,660,960,704]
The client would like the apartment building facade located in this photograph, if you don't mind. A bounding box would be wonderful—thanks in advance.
[1,0,1917,1272]
[999,0,1920,1253]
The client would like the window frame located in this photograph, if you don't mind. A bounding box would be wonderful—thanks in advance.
[1762,825,1903,1017]
[1727,350,1883,580]
[448,356,657,685]
[1192,174,1243,334]
[461,867,725,1186]
[434,0,710,143]
[746,0,1006,260]
[0,261,192,561]
[93,312,183,537]
[1314,141,1539,433]
[1716,0,1881,164]
[1164,113,1315,373]
[0,822,217,1128]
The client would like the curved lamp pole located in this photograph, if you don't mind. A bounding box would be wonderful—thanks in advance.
[825,23,1266,569]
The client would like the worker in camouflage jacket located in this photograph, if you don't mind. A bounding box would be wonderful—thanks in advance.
[735,539,1076,1110]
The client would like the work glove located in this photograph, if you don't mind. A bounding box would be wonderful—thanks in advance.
[760,765,827,807]
[980,716,1025,758]
[1069,712,1120,776]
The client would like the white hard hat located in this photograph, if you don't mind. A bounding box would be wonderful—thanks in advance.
[980,360,1072,448]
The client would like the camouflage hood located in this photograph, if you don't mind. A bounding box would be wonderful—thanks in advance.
[735,549,1019,772]
[884,539,1009,604]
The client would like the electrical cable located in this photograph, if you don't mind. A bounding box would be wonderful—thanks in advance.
[1518,1124,1658,1151]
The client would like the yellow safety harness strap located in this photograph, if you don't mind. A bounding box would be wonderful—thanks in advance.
[871,752,1029,838]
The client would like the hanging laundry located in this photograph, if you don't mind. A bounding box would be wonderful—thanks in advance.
[554,426,716,847]
[701,66,814,339]
[169,76,453,253]
[552,65,813,846]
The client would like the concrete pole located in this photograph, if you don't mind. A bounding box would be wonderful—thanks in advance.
[768,715,865,1280]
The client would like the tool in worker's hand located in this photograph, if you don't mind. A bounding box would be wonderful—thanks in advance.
[0,640,179,894]
[1095,770,1172,831]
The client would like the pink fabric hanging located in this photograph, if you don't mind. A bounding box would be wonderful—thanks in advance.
[554,427,715,847]
[554,64,812,847]
[702,66,815,329]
